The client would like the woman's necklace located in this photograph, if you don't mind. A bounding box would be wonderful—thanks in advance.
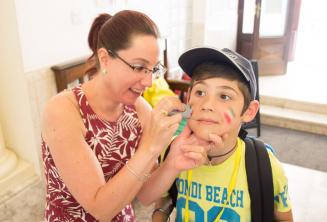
[207,143,237,165]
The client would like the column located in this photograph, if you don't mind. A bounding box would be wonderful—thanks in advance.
[0,124,17,180]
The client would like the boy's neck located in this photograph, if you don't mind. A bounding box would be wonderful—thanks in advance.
[207,138,238,166]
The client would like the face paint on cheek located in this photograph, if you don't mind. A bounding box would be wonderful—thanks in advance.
[224,112,232,125]
[224,108,236,125]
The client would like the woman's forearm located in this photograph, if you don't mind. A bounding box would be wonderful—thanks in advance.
[87,148,158,221]
[137,160,179,205]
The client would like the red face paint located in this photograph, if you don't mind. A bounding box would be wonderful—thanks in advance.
[224,108,235,125]
[224,112,232,125]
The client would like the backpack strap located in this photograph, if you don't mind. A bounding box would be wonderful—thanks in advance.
[245,137,274,222]
[253,138,274,222]
[245,138,263,222]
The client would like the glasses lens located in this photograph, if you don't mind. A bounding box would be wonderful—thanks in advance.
[153,64,167,79]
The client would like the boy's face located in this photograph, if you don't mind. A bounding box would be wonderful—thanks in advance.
[187,77,256,141]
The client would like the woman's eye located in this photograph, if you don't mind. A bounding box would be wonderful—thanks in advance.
[132,65,146,73]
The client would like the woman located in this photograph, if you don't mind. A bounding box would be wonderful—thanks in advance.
[41,10,187,222]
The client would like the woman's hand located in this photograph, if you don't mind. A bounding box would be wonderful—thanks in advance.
[165,125,228,171]
[139,96,185,156]
[165,125,209,171]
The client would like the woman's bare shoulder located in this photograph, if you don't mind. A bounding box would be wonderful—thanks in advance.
[43,91,78,118]
[41,91,84,138]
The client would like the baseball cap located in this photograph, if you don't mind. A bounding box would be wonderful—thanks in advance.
[178,47,257,100]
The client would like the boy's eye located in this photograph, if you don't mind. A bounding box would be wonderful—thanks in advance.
[220,94,231,101]
[195,90,206,97]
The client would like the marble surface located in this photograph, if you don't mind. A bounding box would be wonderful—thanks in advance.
[0,179,44,222]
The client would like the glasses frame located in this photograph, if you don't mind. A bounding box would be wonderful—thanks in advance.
[107,49,167,79]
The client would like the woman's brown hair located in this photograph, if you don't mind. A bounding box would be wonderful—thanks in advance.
[86,10,159,76]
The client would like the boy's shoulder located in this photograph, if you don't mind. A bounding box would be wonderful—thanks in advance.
[243,136,275,154]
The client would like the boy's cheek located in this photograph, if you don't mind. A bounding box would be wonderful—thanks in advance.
[189,121,226,141]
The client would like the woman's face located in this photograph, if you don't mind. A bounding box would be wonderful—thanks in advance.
[187,77,246,141]
[104,35,160,105]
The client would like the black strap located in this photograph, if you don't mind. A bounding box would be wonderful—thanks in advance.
[245,138,262,222]
[253,138,274,222]
[245,137,274,222]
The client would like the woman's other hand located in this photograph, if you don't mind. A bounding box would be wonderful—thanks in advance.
[165,125,209,171]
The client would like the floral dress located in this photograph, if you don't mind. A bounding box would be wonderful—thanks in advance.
[42,86,142,221]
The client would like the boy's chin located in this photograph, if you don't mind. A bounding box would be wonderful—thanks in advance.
[192,128,225,141]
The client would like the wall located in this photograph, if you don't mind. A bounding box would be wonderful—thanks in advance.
[0,0,40,175]
[204,0,239,50]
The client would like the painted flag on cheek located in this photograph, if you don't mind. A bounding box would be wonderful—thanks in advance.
[224,108,236,125]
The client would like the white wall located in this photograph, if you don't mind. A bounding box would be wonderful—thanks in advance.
[204,0,239,50]
[15,0,238,74]
[15,0,102,72]
[14,0,195,73]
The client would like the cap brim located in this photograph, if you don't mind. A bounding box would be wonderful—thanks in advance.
[178,47,236,77]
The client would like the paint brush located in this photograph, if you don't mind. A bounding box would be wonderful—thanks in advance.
[168,104,192,119]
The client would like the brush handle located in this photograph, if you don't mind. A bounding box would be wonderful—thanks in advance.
[168,104,192,119]
[174,117,188,136]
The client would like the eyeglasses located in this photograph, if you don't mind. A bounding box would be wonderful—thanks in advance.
[107,49,167,79]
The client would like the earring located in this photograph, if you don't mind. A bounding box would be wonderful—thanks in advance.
[101,69,107,75]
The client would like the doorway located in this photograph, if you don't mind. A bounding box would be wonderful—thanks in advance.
[236,0,300,76]
[259,0,327,104]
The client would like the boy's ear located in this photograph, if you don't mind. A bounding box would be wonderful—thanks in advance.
[241,100,260,123]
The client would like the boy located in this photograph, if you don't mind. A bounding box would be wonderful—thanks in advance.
[143,47,293,222]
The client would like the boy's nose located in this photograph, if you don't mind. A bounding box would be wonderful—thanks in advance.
[200,97,215,112]
[201,106,213,112]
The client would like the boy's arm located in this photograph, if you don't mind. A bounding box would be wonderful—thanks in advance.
[267,146,293,222]
[152,196,174,222]
[137,125,209,205]
[274,209,293,222]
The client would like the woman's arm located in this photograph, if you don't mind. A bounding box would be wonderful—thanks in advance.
[42,94,183,221]
[274,210,293,222]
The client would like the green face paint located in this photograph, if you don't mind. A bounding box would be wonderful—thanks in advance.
[174,117,187,136]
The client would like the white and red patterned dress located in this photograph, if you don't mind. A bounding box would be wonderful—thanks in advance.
[42,86,142,222]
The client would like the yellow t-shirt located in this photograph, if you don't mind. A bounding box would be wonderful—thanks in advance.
[175,138,291,222]
[143,77,176,107]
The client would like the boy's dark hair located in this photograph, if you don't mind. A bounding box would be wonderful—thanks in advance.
[190,62,252,113]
